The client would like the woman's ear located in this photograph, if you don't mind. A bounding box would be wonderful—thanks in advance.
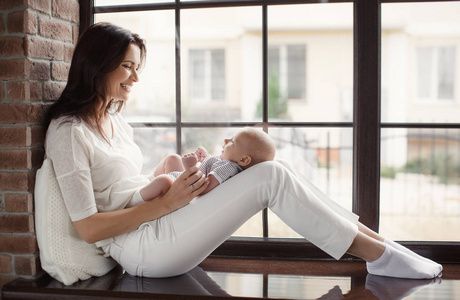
[238,155,252,167]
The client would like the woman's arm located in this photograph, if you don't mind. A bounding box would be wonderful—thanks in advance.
[74,166,208,244]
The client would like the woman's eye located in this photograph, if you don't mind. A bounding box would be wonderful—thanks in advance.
[123,64,132,69]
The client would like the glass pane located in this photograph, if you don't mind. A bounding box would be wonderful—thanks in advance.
[95,0,171,6]
[95,11,176,122]
[181,127,263,237]
[380,128,460,241]
[267,3,353,122]
[132,127,177,175]
[382,2,460,123]
[268,127,353,238]
[181,7,262,122]
[438,46,455,100]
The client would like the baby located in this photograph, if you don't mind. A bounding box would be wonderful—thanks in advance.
[138,127,276,202]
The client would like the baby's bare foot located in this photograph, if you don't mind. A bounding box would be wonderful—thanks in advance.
[182,153,198,169]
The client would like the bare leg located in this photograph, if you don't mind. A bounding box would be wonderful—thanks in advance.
[154,154,184,176]
[347,231,385,262]
[358,222,384,242]
[140,175,173,201]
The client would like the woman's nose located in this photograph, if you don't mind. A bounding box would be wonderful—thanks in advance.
[130,70,139,82]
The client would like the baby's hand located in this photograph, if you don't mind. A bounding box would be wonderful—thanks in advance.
[195,147,208,162]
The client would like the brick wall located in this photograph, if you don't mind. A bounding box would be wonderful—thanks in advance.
[0,0,79,289]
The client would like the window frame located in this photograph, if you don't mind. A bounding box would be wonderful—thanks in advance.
[80,0,460,263]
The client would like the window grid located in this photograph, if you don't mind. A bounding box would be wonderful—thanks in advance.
[82,0,460,261]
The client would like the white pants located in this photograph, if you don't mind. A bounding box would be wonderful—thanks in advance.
[103,160,359,277]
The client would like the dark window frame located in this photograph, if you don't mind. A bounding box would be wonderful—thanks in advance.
[80,0,460,263]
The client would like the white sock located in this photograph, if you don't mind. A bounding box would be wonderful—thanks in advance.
[366,245,443,279]
[384,239,443,269]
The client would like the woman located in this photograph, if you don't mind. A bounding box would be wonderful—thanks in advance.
[44,22,442,280]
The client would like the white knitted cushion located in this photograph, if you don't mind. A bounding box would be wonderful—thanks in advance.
[35,159,117,285]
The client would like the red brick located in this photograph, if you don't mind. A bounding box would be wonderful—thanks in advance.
[5,193,33,213]
[0,149,28,170]
[0,59,26,80]
[51,61,70,81]
[44,81,65,100]
[25,36,64,60]
[0,127,27,147]
[7,10,37,35]
[0,172,28,191]
[39,16,72,42]
[64,44,75,63]
[52,0,79,23]
[0,235,37,254]
[26,59,50,80]
[0,215,34,233]
[30,125,45,146]
[7,81,42,101]
[27,0,51,14]
[0,103,45,124]
[0,37,24,56]
[0,255,12,274]
[0,17,4,34]
[30,148,44,169]
[0,0,25,10]
[14,255,39,276]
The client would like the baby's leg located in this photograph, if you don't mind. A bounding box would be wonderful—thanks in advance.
[154,154,184,176]
[182,153,199,169]
[140,174,173,201]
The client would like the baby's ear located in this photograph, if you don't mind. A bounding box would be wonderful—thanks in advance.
[238,155,252,167]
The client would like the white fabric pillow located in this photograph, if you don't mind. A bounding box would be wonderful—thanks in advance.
[35,159,117,285]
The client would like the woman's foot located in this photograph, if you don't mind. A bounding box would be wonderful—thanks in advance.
[366,245,443,279]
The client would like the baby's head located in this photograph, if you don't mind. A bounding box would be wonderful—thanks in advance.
[221,127,276,169]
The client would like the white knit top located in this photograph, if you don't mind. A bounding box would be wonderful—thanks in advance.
[45,113,150,244]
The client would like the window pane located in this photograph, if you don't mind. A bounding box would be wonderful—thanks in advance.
[133,127,177,175]
[268,127,353,238]
[268,3,353,122]
[438,46,455,100]
[382,2,460,123]
[380,128,460,241]
[287,45,306,99]
[95,11,176,122]
[181,7,262,122]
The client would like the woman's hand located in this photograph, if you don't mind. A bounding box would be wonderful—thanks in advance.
[159,165,208,211]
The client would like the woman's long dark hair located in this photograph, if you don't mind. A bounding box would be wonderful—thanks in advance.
[44,22,146,142]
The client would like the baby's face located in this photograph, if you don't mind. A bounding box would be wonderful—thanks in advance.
[220,131,248,163]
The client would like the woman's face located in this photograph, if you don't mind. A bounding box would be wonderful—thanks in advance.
[105,43,141,101]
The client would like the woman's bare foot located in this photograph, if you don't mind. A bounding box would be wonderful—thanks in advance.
[182,153,198,169]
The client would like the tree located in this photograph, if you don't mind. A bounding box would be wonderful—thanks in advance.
[255,74,290,120]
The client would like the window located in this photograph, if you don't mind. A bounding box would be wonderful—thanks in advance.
[416,46,455,103]
[189,49,226,102]
[85,0,460,261]
[268,45,306,100]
